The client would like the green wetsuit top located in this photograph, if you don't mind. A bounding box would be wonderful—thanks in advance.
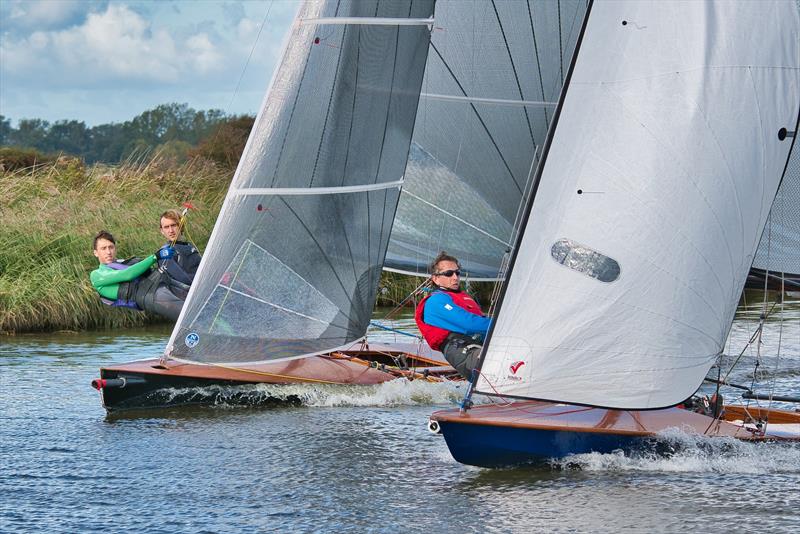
[90,255,156,300]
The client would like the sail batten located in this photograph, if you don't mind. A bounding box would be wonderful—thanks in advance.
[474,0,800,410]
[231,180,403,197]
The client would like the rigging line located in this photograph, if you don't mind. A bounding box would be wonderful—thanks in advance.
[526,0,550,127]
[558,0,563,82]
[429,42,524,194]
[763,272,786,435]
[279,196,356,310]
[490,1,537,151]
[225,0,276,113]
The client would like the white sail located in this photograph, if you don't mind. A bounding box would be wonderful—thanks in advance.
[164,0,434,364]
[476,1,800,409]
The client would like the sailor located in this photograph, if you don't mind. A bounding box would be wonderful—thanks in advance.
[415,251,491,379]
[89,230,184,320]
[156,209,202,300]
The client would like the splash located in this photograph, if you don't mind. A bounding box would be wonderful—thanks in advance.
[153,378,466,409]
[552,427,800,474]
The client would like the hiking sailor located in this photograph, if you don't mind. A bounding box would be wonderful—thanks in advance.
[157,208,202,300]
[415,251,491,379]
[89,230,184,320]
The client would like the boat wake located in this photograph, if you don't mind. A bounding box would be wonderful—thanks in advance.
[154,378,466,409]
[552,427,800,474]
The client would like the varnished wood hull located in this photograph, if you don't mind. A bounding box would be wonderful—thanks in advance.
[95,342,457,412]
[430,401,800,467]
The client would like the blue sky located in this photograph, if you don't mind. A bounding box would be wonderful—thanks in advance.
[0,0,299,126]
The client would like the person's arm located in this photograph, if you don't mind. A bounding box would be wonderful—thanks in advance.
[91,255,156,286]
[423,292,491,336]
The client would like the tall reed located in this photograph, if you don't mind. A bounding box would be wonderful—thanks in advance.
[0,155,228,333]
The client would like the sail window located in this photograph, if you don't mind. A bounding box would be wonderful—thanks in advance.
[550,238,620,283]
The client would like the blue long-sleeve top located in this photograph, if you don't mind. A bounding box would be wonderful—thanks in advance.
[423,291,491,337]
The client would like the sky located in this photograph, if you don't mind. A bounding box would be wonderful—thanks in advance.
[0,0,300,126]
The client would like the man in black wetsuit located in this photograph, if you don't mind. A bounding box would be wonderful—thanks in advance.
[157,209,202,300]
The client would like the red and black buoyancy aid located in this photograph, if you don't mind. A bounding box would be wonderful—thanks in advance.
[415,289,484,351]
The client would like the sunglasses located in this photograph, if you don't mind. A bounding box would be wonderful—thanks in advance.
[434,269,461,277]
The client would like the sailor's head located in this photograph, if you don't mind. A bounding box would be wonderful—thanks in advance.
[93,230,116,265]
[159,209,182,242]
[430,251,461,291]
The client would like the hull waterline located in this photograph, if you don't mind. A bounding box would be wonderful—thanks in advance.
[94,342,458,412]
[430,401,800,468]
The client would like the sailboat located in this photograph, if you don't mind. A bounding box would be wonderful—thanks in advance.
[429,0,800,467]
[93,0,584,411]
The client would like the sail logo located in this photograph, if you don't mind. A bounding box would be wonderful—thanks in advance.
[185,332,200,348]
[507,360,526,381]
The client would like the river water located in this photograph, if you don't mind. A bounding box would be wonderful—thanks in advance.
[1,301,799,533]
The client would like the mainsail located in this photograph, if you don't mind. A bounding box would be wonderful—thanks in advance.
[165,0,434,364]
[475,1,800,409]
[385,0,589,279]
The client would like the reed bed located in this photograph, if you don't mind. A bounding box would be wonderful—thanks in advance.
[0,155,228,333]
[0,154,495,333]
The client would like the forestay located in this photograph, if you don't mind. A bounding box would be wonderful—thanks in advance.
[385,0,588,279]
[476,1,800,409]
[165,0,434,364]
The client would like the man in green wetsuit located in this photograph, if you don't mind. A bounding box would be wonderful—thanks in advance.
[90,230,184,320]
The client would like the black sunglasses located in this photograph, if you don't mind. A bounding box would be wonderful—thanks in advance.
[434,269,461,277]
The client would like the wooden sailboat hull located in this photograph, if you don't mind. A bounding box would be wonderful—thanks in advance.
[94,342,457,412]
[430,401,800,468]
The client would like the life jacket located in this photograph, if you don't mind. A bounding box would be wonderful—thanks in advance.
[415,289,484,351]
[159,241,201,299]
[101,258,145,309]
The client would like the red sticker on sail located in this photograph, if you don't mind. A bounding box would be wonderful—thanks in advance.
[509,361,525,374]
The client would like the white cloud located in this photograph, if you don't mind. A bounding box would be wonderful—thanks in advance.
[0,1,299,125]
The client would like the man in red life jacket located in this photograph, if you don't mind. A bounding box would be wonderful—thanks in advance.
[415,252,491,379]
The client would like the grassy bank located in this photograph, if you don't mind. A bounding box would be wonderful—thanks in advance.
[0,156,495,333]
[0,156,227,333]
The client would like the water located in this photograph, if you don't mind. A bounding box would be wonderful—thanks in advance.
[1,303,799,534]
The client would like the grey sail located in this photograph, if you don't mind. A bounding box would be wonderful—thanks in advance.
[386,0,589,279]
[165,0,434,364]
[752,145,800,277]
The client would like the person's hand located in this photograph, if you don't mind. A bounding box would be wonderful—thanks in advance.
[157,246,175,260]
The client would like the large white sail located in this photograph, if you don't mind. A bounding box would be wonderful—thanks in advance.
[385,0,588,279]
[476,1,800,409]
[165,0,434,364]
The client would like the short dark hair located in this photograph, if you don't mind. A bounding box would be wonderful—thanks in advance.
[93,230,116,250]
[430,251,459,274]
